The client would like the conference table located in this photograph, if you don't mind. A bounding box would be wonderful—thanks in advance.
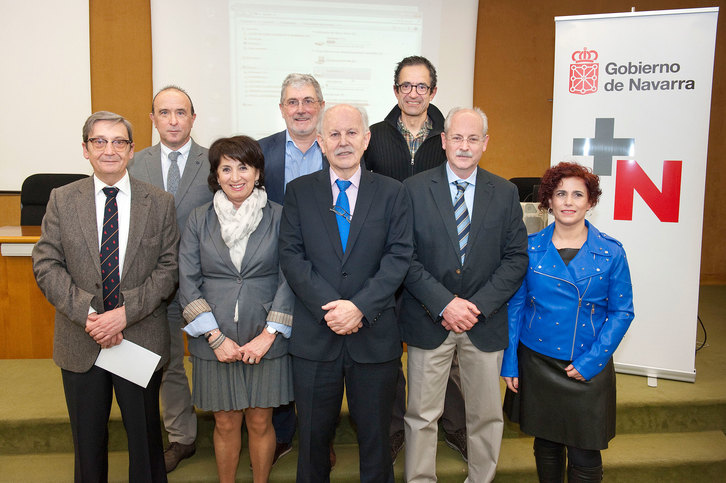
[0,226,55,359]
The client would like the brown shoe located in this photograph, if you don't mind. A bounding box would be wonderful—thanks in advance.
[164,441,196,473]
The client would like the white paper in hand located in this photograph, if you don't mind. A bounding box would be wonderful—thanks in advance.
[95,339,161,388]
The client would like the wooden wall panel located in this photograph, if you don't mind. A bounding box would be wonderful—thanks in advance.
[0,195,20,226]
[474,0,725,283]
[89,0,153,149]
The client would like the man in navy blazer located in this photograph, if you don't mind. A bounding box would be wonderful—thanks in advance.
[279,104,413,483]
[401,107,528,482]
[258,73,326,205]
[258,73,329,463]
[129,86,212,472]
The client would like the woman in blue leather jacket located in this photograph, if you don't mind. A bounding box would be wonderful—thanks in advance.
[501,162,634,483]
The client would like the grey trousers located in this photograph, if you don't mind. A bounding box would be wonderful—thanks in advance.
[160,298,197,445]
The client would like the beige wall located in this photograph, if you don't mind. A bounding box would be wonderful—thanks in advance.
[474,0,725,283]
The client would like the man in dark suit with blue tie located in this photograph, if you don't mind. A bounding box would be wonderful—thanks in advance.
[400,107,528,482]
[279,104,413,483]
[130,86,212,472]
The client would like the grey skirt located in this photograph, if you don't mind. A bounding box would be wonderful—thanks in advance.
[504,342,616,450]
[191,354,294,412]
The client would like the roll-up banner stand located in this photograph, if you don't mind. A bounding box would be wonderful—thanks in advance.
[551,8,719,383]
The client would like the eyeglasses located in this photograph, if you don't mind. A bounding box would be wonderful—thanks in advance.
[396,83,432,95]
[87,138,132,151]
[446,135,485,146]
[330,205,352,223]
[284,98,320,108]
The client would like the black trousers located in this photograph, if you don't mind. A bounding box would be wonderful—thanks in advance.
[292,349,398,483]
[62,366,166,483]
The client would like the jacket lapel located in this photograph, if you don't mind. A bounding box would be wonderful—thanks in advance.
[430,165,462,263]
[76,178,102,277]
[314,169,344,260]
[175,140,203,207]
[238,202,272,275]
[342,169,375,264]
[465,168,494,264]
[205,205,239,274]
[143,145,165,190]
[122,179,151,279]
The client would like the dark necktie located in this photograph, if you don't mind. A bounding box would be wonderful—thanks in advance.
[334,179,352,253]
[100,187,120,311]
[167,151,181,195]
[454,181,470,265]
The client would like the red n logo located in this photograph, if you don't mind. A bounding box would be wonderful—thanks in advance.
[613,160,682,222]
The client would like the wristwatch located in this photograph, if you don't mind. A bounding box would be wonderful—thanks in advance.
[265,325,278,335]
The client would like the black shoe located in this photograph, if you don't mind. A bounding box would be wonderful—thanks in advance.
[444,429,468,462]
[164,441,196,473]
[390,430,405,465]
[273,441,293,466]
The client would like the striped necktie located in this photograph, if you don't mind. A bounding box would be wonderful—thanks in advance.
[454,181,470,265]
[167,151,180,195]
[100,187,120,311]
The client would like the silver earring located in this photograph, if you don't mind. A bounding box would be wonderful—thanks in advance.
[547,208,553,214]
[254,180,260,186]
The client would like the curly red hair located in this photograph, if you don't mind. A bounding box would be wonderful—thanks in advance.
[539,162,602,211]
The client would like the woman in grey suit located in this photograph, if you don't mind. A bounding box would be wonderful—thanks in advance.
[178,136,294,483]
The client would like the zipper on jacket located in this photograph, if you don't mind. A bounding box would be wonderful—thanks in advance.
[527,298,537,329]
[590,304,596,336]
[532,270,592,359]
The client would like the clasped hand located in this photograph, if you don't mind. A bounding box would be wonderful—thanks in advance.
[441,297,480,333]
[212,328,276,364]
[322,300,363,335]
[86,307,127,348]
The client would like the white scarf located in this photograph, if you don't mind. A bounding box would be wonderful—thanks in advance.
[213,187,267,272]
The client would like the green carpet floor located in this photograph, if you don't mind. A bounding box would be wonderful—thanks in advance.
[1,285,725,481]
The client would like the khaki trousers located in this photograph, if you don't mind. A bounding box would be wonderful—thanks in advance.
[404,331,504,483]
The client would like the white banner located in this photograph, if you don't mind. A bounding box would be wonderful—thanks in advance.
[551,8,719,382]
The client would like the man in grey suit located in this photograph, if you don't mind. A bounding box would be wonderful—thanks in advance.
[279,104,413,482]
[130,86,212,472]
[257,73,329,464]
[401,107,528,482]
[33,111,179,482]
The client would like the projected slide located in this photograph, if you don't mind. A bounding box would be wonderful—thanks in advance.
[230,1,423,138]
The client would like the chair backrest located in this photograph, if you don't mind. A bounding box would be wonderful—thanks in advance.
[509,177,542,203]
[20,173,88,225]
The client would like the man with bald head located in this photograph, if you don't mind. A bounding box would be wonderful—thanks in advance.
[130,85,212,472]
[279,104,413,482]
[400,107,528,482]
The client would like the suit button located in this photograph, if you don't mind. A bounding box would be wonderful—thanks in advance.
[236,278,242,284]
[456,269,461,274]
[342,272,348,278]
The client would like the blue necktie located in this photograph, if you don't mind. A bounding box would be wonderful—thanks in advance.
[100,187,120,311]
[335,179,352,253]
[454,181,470,265]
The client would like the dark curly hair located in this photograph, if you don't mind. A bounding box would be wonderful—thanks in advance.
[539,162,601,211]
[207,136,265,193]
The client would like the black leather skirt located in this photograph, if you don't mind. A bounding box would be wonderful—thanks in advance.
[504,343,616,450]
